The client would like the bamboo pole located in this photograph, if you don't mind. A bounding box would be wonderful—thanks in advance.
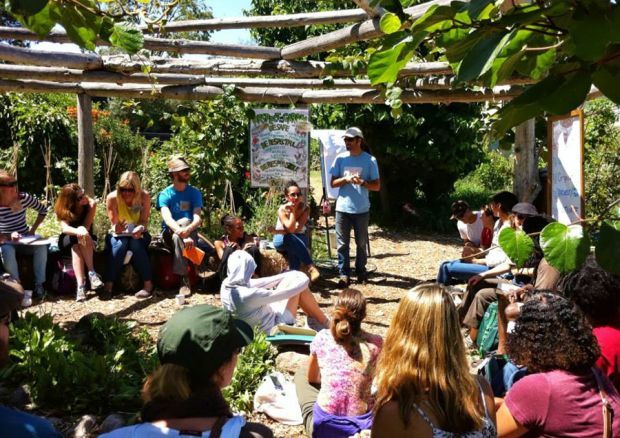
[0,42,102,70]
[0,78,522,103]
[281,0,452,59]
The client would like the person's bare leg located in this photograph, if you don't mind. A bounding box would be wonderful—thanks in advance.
[82,236,96,272]
[469,327,478,344]
[298,288,329,327]
[497,294,510,354]
[285,293,302,317]
[72,244,86,286]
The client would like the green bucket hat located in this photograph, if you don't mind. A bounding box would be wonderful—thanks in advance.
[157,305,253,381]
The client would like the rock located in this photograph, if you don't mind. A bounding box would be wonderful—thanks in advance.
[9,384,31,408]
[275,351,308,375]
[73,414,97,438]
[99,414,125,433]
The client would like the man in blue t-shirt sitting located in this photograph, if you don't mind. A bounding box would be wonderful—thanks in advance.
[329,127,380,286]
[157,157,203,296]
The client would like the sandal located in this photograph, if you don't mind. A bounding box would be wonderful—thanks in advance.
[134,288,153,299]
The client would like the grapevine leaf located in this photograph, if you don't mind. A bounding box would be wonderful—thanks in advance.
[498,227,535,268]
[380,12,402,35]
[540,223,590,274]
[595,207,620,275]
[110,24,145,55]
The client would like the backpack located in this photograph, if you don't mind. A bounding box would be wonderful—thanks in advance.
[50,257,77,295]
[476,301,499,355]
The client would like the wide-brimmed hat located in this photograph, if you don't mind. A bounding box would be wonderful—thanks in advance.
[167,157,190,173]
[157,305,253,381]
[343,127,364,139]
[512,202,538,216]
[450,200,470,220]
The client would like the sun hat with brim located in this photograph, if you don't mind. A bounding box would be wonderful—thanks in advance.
[343,127,364,139]
[450,200,470,220]
[167,157,191,173]
[511,202,538,216]
[157,305,253,382]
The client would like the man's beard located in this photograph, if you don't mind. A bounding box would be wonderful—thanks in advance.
[175,173,190,183]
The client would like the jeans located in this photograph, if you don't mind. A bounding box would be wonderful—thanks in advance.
[0,243,47,286]
[105,232,152,283]
[273,233,313,270]
[436,260,489,285]
[335,211,369,277]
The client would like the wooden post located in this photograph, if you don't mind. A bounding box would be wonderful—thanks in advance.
[513,118,540,202]
[77,93,94,196]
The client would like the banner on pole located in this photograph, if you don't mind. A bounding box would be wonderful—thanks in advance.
[311,129,347,200]
[250,109,310,187]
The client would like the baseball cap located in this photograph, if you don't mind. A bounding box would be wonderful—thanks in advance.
[511,202,538,216]
[343,127,364,139]
[167,157,190,173]
[450,200,470,220]
[157,305,253,381]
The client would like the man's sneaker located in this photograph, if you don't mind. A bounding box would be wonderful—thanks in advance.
[34,283,45,298]
[88,271,104,290]
[76,285,87,302]
[337,275,349,288]
[357,272,369,285]
[179,276,192,297]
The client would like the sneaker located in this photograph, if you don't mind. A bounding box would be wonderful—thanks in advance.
[357,272,369,285]
[337,275,349,288]
[88,271,104,290]
[76,286,87,302]
[34,283,45,298]
[179,277,192,297]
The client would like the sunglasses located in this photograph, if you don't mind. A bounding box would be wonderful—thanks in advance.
[516,213,530,220]
[119,187,135,193]
[288,192,302,198]
[0,181,17,187]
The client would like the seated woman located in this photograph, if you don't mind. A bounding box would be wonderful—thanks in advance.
[101,305,272,438]
[294,288,382,438]
[497,292,620,437]
[220,251,329,334]
[104,171,153,299]
[437,191,518,286]
[214,214,261,281]
[272,181,320,282]
[54,183,103,302]
[372,283,496,437]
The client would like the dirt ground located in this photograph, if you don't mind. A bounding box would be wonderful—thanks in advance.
[28,226,463,437]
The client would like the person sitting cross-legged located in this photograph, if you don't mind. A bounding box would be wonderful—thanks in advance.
[220,251,329,334]
[104,171,153,299]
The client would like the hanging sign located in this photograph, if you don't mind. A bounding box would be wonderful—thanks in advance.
[311,129,347,200]
[547,110,585,225]
[250,109,310,187]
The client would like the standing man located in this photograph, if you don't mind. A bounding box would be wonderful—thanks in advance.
[0,170,48,297]
[157,157,203,297]
[330,127,380,286]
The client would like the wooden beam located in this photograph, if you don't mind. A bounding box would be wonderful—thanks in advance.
[140,9,369,32]
[281,0,452,59]
[0,78,522,103]
[77,94,94,196]
[0,27,280,59]
[0,42,102,70]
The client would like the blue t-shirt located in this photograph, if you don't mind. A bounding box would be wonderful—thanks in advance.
[157,185,203,231]
[329,151,379,214]
[100,415,246,437]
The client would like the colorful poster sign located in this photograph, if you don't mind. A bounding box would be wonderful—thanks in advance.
[548,110,584,224]
[250,109,310,187]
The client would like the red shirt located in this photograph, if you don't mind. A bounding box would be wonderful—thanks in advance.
[594,325,620,391]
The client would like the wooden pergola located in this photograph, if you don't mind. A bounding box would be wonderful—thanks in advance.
[0,0,541,198]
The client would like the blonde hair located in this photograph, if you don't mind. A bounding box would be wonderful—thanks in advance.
[116,171,142,208]
[374,283,484,432]
[0,170,22,212]
[142,363,192,403]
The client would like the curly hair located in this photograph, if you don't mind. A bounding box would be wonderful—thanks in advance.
[507,292,600,373]
[557,255,620,326]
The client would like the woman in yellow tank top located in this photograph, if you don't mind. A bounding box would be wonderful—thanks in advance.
[104,171,153,299]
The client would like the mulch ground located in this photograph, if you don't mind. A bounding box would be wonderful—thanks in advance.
[26,226,463,437]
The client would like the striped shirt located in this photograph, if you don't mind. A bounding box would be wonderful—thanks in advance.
[0,192,48,235]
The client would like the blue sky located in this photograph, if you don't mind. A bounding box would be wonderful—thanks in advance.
[209,0,253,44]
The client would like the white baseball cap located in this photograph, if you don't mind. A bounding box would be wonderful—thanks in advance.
[343,127,364,139]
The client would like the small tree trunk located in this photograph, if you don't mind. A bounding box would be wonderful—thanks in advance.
[77,94,94,196]
[513,119,540,202]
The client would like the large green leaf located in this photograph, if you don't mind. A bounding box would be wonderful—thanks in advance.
[568,13,611,61]
[8,0,48,16]
[540,223,591,274]
[368,35,421,84]
[380,12,402,35]
[110,25,145,55]
[50,1,101,51]
[592,67,620,104]
[498,227,535,268]
[595,207,620,275]
[539,70,591,115]
[18,3,55,36]
[467,0,494,19]
[457,30,513,82]
[411,4,456,32]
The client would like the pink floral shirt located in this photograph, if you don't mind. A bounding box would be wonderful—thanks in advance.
[310,328,383,416]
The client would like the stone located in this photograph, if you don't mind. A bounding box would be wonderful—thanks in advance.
[73,414,97,438]
[275,351,309,375]
[9,384,31,408]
